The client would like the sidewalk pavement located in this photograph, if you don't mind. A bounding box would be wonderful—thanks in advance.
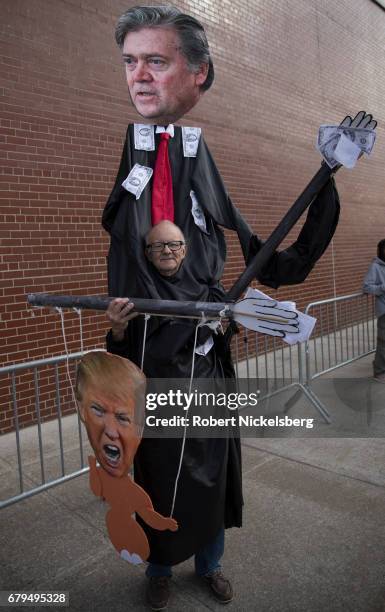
[1,354,385,612]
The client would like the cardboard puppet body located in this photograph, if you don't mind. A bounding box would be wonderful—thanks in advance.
[89,455,177,564]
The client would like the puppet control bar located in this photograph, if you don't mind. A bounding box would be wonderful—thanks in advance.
[27,293,301,337]
[27,293,234,320]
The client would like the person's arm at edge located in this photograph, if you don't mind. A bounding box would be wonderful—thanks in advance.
[363,262,385,296]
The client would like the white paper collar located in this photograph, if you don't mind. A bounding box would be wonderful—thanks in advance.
[155,124,174,137]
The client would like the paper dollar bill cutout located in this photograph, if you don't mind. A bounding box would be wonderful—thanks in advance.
[316,125,376,169]
[190,190,209,234]
[235,288,316,345]
[122,164,153,200]
[195,335,214,356]
[182,126,201,157]
[134,124,155,151]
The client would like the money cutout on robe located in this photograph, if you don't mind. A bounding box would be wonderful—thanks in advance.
[134,124,155,151]
[316,125,376,169]
[190,190,209,234]
[122,163,153,200]
[182,126,201,157]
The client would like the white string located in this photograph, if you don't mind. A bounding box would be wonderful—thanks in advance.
[56,307,78,407]
[169,315,206,517]
[73,308,84,354]
[135,314,151,444]
[141,314,151,371]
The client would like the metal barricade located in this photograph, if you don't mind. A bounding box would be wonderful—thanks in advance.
[0,352,89,509]
[305,292,375,378]
[234,327,327,421]
[284,292,376,420]
[234,328,301,399]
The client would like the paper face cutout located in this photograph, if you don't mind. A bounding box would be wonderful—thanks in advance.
[75,351,178,563]
[80,386,140,478]
[76,351,146,478]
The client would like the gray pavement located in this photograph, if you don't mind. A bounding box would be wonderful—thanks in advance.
[1,354,385,612]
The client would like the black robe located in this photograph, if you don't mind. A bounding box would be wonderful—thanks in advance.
[106,269,242,566]
[102,124,340,299]
[103,124,340,566]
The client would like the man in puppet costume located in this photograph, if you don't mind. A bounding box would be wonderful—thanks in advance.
[76,350,177,565]
[102,5,340,609]
[107,221,240,608]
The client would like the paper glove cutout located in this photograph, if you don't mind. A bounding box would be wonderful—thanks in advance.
[316,111,377,169]
[76,351,178,564]
[236,288,316,345]
[233,296,299,337]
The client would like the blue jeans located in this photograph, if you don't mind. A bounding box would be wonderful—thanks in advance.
[146,527,224,578]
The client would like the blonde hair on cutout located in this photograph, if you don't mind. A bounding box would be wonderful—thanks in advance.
[75,351,146,428]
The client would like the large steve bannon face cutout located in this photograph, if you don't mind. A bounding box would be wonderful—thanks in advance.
[122,26,208,124]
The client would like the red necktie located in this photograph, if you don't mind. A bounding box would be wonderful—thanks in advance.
[151,132,174,225]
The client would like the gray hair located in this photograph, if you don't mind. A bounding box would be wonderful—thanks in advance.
[115,5,214,91]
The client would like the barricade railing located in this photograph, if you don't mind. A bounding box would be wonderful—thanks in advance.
[284,292,376,420]
[305,292,375,378]
[234,327,331,420]
[0,292,375,508]
[234,328,302,406]
[0,352,89,509]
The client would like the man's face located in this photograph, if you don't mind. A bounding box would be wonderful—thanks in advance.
[122,27,208,124]
[146,222,186,276]
[80,386,141,478]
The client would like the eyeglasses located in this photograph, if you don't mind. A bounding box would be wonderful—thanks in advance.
[145,240,185,252]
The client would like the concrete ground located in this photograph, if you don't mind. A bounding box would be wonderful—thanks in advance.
[1,354,385,612]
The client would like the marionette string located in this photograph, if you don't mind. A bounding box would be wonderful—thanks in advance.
[134,313,151,441]
[140,313,151,370]
[73,307,84,354]
[56,307,78,409]
[169,314,207,518]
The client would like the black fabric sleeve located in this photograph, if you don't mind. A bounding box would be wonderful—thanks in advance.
[102,127,130,234]
[192,139,255,262]
[106,328,131,359]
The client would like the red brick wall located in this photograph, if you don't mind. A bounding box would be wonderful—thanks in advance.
[1,0,384,430]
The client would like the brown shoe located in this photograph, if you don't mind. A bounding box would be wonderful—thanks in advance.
[204,569,234,604]
[146,576,170,611]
